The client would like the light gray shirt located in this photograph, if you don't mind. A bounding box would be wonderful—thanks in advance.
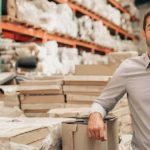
[91,52,150,150]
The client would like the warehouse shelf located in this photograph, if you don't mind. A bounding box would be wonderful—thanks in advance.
[55,0,136,40]
[1,20,113,54]
[108,0,139,22]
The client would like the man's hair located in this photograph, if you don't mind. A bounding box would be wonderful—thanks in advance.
[143,10,150,31]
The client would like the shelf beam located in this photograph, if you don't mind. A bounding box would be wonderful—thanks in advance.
[1,21,113,54]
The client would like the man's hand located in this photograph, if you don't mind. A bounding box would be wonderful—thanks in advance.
[88,112,107,141]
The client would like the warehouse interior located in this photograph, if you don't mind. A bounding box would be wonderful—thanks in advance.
[0,0,150,149]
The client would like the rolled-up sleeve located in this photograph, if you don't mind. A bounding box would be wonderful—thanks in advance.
[90,61,127,118]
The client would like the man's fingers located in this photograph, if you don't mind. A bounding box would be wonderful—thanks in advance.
[104,124,108,140]
[88,129,92,138]
[95,127,101,140]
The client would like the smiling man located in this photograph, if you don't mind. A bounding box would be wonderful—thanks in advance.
[88,10,150,150]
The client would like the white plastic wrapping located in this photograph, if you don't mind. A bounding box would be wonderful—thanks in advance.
[0,118,74,150]
[16,0,78,37]
[59,47,81,74]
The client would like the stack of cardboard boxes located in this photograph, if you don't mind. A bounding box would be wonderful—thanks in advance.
[63,75,111,108]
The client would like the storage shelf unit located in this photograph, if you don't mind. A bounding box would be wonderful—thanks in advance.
[1,21,113,54]
[55,0,136,40]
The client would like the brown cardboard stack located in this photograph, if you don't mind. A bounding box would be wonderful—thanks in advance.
[63,76,111,107]
[18,84,65,117]
[0,86,19,107]
[48,107,90,118]
[75,64,118,76]
[0,117,73,149]
[62,115,119,150]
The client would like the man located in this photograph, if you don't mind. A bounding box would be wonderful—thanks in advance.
[88,10,150,150]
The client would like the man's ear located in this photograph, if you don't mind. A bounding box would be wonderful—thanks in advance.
[141,30,146,39]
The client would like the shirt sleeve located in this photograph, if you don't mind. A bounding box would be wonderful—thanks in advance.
[90,61,127,118]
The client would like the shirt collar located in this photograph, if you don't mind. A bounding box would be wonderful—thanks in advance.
[143,52,150,69]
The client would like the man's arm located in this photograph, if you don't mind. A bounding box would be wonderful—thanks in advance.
[88,61,127,141]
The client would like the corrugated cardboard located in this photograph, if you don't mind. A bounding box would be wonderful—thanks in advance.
[48,107,90,118]
[75,64,118,76]
[62,116,119,150]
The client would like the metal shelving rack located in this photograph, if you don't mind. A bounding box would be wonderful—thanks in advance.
[0,0,138,55]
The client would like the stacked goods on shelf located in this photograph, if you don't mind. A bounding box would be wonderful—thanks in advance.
[0,39,39,72]
[0,39,19,72]
[4,0,138,52]
[1,39,113,75]
[63,76,111,107]
[17,78,65,117]
[77,16,137,51]
[38,41,80,75]
[118,0,139,18]
[74,0,137,33]
[0,117,73,149]
[15,0,78,37]
[75,0,122,26]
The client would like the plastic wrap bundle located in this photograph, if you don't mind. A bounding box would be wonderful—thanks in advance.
[74,0,82,4]
[80,0,93,10]
[115,39,138,52]
[105,5,121,26]
[81,51,109,65]
[16,0,41,25]
[75,0,121,26]
[77,16,93,41]
[56,4,78,37]
[121,13,133,33]
[38,41,63,75]
[59,47,81,74]
[16,0,78,37]
[119,0,139,18]
[39,123,62,150]
[92,21,116,49]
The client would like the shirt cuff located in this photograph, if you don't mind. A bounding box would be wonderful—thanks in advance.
[90,103,107,118]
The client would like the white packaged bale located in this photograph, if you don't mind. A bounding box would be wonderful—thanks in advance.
[57,4,78,37]
[16,0,78,37]
[81,51,109,65]
[74,0,82,4]
[59,47,81,74]
[77,16,93,41]
[37,41,63,75]
[16,0,41,25]
[92,21,116,49]
[81,0,93,9]
[43,41,59,56]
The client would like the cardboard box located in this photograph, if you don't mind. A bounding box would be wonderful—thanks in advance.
[62,116,119,150]
[48,107,90,118]
[75,64,118,76]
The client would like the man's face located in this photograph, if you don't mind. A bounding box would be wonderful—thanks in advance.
[144,16,150,48]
